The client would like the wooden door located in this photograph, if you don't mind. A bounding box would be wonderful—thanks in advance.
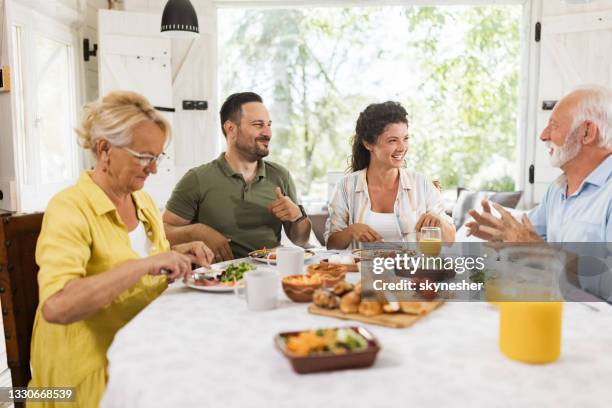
[531,10,612,202]
[98,10,176,207]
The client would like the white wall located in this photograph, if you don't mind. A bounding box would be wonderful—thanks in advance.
[121,0,221,180]
[543,0,612,16]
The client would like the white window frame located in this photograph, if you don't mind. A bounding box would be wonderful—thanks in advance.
[7,1,83,212]
[214,0,539,205]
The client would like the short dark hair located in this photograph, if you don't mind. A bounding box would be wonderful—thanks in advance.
[350,101,409,172]
[219,92,263,137]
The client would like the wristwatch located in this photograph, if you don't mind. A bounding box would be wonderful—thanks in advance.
[292,205,308,223]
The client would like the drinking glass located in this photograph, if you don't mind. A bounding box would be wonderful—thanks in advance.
[419,227,442,257]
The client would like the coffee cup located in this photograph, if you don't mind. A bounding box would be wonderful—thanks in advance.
[271,247,304,276]
[235,269,280,311]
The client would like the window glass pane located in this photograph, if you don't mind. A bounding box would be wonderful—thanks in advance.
[219,6,521,207]
[33,34,74,184]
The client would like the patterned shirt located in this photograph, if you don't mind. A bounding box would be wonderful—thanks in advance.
[324,168,453,244]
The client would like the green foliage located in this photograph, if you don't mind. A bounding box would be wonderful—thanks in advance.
[219,5,521,199]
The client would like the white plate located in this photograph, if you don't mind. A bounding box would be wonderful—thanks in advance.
[184,265,239,293]
[184,280,236,293]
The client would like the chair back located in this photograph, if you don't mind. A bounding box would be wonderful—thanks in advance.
[0,212,43,388]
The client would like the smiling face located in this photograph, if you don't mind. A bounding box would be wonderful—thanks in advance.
[228,102,272,162]
[364,122,409,169]
[104,120,166,192]
[540,94,584,168]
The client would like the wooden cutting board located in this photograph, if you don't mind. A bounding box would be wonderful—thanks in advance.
[308,302,442,329]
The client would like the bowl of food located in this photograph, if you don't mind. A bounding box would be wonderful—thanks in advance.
[282,274,323,302]
[320,254,360,272]
[275,326,380,374]
[307,263,346,287]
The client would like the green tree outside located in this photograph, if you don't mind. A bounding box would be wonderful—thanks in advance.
[218,5,521,202]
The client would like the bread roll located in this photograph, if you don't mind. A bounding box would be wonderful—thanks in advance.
[340,291,360,314]
[359,301,383,317]
[313,288,338,309]
[333,281,354,296]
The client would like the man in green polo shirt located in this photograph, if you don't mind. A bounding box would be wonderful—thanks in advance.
[163,92,312,260]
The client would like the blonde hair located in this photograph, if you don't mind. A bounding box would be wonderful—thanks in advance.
[76,91,171,156]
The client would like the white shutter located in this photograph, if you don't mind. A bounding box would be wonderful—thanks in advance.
[531,10,612,202]
[98,10,176,207]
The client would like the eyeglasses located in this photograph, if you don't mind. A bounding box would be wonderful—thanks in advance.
[120,146,167,167]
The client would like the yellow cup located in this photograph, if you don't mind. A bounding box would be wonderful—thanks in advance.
[499,302,562,364]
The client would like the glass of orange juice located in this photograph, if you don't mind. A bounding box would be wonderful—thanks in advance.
[496,246,565,364]
[419,227,442,257]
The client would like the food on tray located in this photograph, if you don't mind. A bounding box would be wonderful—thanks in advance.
[333,281,354,296]
[340,291,361,314]
[358,301,383,317]
[399,301,431,315]
[313,288,339,309]
[284,328,368,357]
[312,279,438,319]
[275,327,380,374]
[382,301,400,313]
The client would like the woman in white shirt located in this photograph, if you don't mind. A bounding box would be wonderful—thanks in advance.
[325,101,455,249]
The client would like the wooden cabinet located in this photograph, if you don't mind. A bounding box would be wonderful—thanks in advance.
[0,211,43,388]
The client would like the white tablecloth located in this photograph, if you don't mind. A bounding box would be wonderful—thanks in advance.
[101,267,612,408]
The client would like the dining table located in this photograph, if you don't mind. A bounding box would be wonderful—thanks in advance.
[100,252,612,408]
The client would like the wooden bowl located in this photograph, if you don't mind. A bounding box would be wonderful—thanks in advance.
[307,263,346,277]
[282,275,323,303]
[307,264,346,288]
[320,259,360,272]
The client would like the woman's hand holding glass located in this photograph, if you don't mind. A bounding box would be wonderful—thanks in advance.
[414,212,443,231]
[346,223,384,243]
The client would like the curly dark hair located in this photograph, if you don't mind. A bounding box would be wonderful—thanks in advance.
[350,101,409,172]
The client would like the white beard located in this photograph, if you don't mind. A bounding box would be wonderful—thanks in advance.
[547,129,582,168]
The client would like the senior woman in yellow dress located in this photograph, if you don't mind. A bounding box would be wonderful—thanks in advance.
[325,101,455,249]
[28,91,214,407]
